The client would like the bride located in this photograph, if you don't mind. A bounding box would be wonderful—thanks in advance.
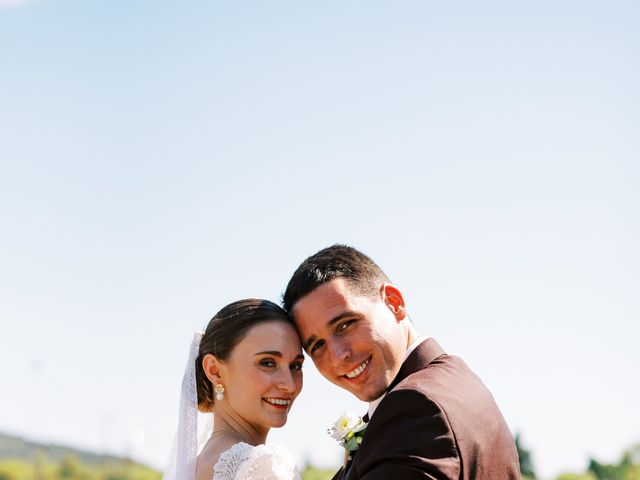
[164,299,304,480]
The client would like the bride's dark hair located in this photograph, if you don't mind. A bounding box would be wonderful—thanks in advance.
[195,298,293,411]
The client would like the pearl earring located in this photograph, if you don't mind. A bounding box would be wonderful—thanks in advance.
[215,383,225,401]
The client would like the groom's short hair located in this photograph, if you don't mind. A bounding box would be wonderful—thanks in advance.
[283,244,390,312]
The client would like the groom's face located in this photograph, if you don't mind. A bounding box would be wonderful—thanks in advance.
[292,278,408,402]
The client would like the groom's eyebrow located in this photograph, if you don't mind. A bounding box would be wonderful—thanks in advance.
[303,337,316,351]
[303,311,359,351]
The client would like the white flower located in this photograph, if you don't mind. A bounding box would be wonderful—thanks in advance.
[328,411,367,449]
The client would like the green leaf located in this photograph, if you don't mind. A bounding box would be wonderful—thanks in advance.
[345,437,359,451]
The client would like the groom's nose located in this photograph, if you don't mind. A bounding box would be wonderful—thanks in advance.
[327,339,351,367]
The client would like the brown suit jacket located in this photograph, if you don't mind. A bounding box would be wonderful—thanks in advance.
[332,338,520,480]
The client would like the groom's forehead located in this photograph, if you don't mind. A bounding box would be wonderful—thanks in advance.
[295,278,354,309]
[292,302,344,338]
[292,283,351,325]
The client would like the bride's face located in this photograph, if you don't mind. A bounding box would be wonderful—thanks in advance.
[221,320,304,429]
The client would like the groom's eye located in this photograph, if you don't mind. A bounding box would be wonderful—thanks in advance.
[310,340,325,353]
[338,320,356,332]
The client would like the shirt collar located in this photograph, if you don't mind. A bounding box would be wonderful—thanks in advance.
[367,336,428,419]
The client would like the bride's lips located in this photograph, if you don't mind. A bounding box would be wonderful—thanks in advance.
[262,397,292,410]
[342,356,372,384]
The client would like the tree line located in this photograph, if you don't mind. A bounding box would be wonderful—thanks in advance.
[0,435,637,480]
[517,433,640,480]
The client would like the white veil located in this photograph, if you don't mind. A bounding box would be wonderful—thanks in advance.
[163,331,213,480]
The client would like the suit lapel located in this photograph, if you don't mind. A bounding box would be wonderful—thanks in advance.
[386,338,446,397]
[331,466,345,480]
[336,338,446,480]
[356,338,445,451]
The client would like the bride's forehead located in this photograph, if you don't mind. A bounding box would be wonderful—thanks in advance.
[234,321,301,351]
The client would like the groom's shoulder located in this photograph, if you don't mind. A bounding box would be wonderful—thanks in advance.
[402,352,486,396]
[373,352,504,439]
[355,347,520,479]
[362,355,518,476]
[396,353,500,417]
[390,352,518,458]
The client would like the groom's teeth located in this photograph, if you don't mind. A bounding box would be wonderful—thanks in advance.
[346,360,369,379]
[264,398,291,406]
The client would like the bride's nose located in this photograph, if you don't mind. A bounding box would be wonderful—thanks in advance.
[276,369,297,393]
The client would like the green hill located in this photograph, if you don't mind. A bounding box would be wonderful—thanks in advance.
[0,431,336,480]
[0,431,161,480]
[0,432,138,466]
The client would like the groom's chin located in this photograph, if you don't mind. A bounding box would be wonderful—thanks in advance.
[355,391,382,403]
[348,382,388,403]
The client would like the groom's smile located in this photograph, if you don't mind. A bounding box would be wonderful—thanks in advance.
[344,356,371,380]
[292,278,409,402]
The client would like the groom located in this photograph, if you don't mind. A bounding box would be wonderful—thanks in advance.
[283,245,520,479]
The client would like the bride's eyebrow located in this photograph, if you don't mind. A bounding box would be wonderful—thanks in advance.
[254,351,304,360]
[255,350,282,356]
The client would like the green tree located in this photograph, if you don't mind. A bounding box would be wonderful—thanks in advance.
[515,432,536,479]
[555,474,596,480]
[301,465,336,480]
[58,455,81,478]
[0,459,32,480]
[587,450,640,480]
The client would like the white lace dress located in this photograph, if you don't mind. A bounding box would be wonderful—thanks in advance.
[212,442,301,480]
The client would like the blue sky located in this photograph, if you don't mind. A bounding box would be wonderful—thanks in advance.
[1,1,639,479]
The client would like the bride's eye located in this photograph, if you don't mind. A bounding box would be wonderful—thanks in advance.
[260,359,276,368]
[290,362,303,371]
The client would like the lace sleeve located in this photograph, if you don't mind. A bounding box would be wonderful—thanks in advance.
[213,443,253,480]
[234,444,301,480]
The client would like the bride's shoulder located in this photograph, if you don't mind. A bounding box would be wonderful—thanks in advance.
[196,439,250,480]
[212,442,253,479]
[212,442,300,480]
[234,444,300,480]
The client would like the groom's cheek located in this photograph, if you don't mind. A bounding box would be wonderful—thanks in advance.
[319,363,337,383]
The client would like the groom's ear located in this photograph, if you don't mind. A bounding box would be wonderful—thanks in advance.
[202,354,223,384]
[381,284,407,321]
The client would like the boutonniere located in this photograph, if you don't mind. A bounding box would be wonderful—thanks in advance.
[328,411,367,464]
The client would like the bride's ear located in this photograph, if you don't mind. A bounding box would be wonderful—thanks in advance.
[202,353,223,384]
